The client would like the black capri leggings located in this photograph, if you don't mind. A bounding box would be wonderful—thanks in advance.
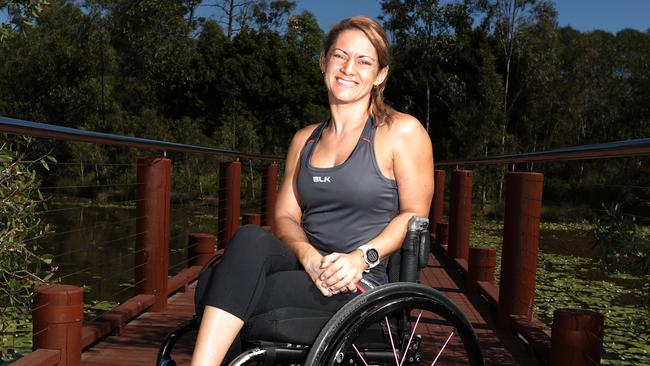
[195,225,357,322]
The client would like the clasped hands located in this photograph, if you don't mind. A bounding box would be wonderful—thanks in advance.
[304,250,367,297]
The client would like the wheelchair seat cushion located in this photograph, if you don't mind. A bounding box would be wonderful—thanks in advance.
[242,307,333,344]
[242,306,391,347]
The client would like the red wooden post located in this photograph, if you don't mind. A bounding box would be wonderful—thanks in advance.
[429,170,446,237]
[262,163,279,229]
[497,171,544,328]
[32,284,83,366]
[218,161,241,248]
[468,247,496,288]
[550,309,604,366]
[435,222,449,249]
[242,213,262,226]
[135,157,171,312]
[448,170,473,262]
[188,233,216,267]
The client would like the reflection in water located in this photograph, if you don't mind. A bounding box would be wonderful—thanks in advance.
[38,203,218,304]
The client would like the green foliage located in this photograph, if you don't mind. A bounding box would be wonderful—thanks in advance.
[592,203,650,275]
[0,0,50,41]
[0,135,55,359]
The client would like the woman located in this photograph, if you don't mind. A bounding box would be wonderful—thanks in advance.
[191,16,434,365]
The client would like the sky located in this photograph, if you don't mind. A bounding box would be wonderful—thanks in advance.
[294,0,650,34]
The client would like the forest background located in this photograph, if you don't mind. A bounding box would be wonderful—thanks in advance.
[1,0,649,203]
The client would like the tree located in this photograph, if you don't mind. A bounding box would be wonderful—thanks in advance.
[205,0,256,39]
[0,0,50,41]
[0,1,55,360]
[381,0,472,132]
[474,0,555,200]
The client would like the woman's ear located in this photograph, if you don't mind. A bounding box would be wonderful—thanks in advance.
[375,65,389,86]
[319,51,327,74]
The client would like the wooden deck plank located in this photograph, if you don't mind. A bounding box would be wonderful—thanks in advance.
[81,253,537,365]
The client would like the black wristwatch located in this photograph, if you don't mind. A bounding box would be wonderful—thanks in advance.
[358,244,380,272]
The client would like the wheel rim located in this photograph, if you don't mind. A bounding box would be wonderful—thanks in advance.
[307,283,483,366]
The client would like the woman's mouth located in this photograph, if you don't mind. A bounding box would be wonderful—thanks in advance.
[335,77,358,88]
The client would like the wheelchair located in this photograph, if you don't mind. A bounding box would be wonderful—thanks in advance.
[157,217,484,365]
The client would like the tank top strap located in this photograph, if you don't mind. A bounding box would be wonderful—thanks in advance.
[359,116,376,144]
[306,119,329,144]
[301,119,329,166]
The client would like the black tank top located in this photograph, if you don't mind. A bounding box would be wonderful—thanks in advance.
[297,117,399,286]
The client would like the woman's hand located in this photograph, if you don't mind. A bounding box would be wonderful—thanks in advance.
[319,251,366,295]
[300,250,334,297]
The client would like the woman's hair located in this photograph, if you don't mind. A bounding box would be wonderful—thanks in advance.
[323,16,394,126]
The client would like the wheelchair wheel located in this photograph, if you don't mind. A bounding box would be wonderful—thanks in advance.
[305,282,484,366]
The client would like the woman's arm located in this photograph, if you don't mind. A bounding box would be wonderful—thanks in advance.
[274,125,333,296]
[321,114,434,293]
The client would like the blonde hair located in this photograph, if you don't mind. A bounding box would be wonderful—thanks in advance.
[323,16,394,126]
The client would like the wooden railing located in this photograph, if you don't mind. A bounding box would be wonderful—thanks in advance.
[428,137,650,365]
[1,117,282,366]
[3,116,648,365]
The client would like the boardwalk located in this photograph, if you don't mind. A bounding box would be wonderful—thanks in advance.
[80,251,537,365]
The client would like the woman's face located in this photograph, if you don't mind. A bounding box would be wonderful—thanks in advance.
[321,29,388,106]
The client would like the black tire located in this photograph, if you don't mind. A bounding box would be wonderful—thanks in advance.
[305,282,484,366]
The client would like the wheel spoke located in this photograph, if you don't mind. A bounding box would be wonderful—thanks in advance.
[399,310,423,366]
[352,344,370,366]
[431,331,455,366]
[384,316,400,366]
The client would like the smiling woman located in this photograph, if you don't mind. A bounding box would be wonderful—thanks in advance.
[191,16,434,366]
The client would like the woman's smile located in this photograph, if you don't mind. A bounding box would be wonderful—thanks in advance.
[335,77,358,88]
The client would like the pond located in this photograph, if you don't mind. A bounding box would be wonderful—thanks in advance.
[472,219,650,365]
[1,201,219,361]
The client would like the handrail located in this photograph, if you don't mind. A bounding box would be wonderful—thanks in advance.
[3,115,649,166]
[437,137,650,167]
[0,116,284,161]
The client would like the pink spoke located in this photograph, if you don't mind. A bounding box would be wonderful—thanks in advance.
[385,316,400,366]
[431,331,455,366]
[352,344,370,366]
[399,310,423,366]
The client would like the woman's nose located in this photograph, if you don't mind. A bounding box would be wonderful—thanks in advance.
[340,57,355,74]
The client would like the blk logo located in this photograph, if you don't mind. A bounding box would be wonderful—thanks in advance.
[312,176,331,183]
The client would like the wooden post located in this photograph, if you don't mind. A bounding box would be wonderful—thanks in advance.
[32,284,83,366]
[242,213,261,226]
[218,161,241,248]
[497,171,544,328]
[188,233,216,267]
[550,309,604,366]
[262,163,279,229]
[429,170,446,239]
[448,170,473,263]
[468,247,496,289]
[135,157,171,312]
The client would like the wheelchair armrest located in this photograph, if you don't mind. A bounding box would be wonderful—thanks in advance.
[389,216,429,283]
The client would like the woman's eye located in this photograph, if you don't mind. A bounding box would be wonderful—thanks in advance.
[333,53,345,59]
[360,60,372,66]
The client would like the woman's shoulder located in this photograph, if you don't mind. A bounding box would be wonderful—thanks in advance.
[286,123,322,157]
[383,111,428,139]
[292,123,321,145]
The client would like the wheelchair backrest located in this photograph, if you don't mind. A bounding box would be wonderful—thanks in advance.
[387,216,430,283]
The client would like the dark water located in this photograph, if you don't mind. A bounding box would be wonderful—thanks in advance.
[38,202,219,304]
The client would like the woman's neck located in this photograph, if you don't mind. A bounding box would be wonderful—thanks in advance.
[328,99,371,135]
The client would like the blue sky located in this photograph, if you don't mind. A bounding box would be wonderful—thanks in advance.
[295,0,650,34]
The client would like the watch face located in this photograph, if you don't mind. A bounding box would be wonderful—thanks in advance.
[366,248,380,264]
